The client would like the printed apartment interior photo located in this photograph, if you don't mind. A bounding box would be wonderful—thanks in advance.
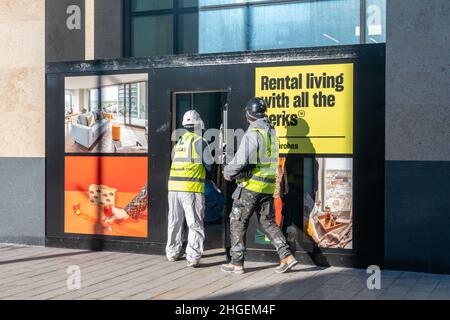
[305,158,353,249]
[64,74,148,153]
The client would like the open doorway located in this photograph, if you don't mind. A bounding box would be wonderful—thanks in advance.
[172,91,229,250]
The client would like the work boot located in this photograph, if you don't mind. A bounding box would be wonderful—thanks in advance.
[275,255,298,274]
[167,253,183,262]
[187,260,200,268]
[221,263,244,275]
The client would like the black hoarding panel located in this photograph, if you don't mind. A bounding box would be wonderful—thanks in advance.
[46,45,385,268]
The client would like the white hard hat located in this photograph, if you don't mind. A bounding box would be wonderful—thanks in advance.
[182,110,205,130]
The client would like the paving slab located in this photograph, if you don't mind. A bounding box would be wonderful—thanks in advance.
[1,244,450,300]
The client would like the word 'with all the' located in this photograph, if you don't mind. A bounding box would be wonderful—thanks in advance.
[263,91,336,108]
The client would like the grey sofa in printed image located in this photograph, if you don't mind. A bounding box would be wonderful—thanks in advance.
[71,111,109,149]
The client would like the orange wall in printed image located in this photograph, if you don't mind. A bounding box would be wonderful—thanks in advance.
[65,156,147,192]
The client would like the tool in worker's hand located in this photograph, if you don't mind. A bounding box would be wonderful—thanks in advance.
[208,179,222,194]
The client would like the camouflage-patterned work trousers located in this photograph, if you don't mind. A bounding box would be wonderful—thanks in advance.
[229,188,291,265]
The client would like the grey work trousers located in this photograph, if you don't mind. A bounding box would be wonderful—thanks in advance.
[229,188,291,265]
[166,191,205,263]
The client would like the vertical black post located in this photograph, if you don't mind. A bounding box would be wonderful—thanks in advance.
[123,83,127,125]
[173,0,179,54]
[360,0,366,44]
[244,3,251,51]
[123,0,132,57]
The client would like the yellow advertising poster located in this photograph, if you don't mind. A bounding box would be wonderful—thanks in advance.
[255,63,354,155]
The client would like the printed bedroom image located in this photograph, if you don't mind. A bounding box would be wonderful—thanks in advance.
[64,74,148,154]
[64,156,148,238]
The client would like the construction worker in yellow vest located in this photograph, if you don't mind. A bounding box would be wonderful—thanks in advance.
[166,110,214,268]
[222,98,298,274]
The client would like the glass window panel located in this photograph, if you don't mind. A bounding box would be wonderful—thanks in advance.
[198,0,360,54]
[130,83,139,123]
[249,0,360,50]
[179,0,199,8]
[178,12,199,54]
[89,89,100,111]
[132,82,147,127]
[132,15,174,56]
[198,8,247,53]
[101,86,119,115]
[131,0,173,12]
[65,90,72,114]
[199,0,264,6]
[366,0,386,44]
[129,0,385,57]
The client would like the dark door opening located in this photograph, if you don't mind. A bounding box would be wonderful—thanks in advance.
[172,91,229,250]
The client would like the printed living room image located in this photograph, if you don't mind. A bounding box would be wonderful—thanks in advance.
[64,74,148,153]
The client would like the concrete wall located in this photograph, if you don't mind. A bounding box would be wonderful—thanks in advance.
[0,0,45,157]
[385,0,450,273]
[46,0,124,62]
[0,158,45,245]
[46,0,85,62]
[386,0,450,161]
[0,0,124,245]
[0,0,45,245]
[0,0,125,246]
[94,0,123,59]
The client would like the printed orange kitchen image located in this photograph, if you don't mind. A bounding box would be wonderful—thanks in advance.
[64,156,148,238]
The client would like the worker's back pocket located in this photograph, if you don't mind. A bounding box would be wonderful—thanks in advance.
[231,186,243,200]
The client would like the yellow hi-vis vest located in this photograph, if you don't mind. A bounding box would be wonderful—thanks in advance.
[168,131,206,193]
[239,128,279,195]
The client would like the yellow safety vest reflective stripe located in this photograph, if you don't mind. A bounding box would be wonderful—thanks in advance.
[168,131,206,193]
[239,128,278,195]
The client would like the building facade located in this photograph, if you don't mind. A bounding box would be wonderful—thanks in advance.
[0,0,449,273]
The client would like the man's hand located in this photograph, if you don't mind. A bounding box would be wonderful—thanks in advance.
[224,175,232,182]
[284,183,290,195]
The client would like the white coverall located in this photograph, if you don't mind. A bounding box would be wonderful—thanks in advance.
[166,191,205,262]
[166,128,213,263]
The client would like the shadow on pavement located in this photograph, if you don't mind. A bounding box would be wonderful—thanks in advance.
[209,268,366,300]
[0,251,94,266]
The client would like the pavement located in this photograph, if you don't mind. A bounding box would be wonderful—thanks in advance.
[0,244,449,300]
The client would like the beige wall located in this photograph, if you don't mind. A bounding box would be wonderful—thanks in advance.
[85,0,95,60]
[0,0,45,157]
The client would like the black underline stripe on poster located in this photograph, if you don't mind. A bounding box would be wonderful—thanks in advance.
[279,154,353,158]
[278,136,346,139]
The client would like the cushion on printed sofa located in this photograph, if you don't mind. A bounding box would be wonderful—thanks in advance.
[77,114,88,126]
[87,113,96,127]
